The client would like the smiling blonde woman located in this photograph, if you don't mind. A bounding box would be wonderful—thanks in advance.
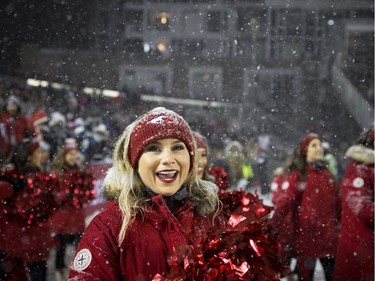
[68,107,221,281]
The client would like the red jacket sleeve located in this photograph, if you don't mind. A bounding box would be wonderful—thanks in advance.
[276,171,303,216]
[68,210,122,280]
[342,163,374,229]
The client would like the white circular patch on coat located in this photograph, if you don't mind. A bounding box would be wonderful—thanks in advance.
[281,181,289,190]
[271,182,278,191]
[73,248,92,271]
[352,177,364,188]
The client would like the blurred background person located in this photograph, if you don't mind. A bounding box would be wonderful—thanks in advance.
[334,126,374,281]
[192,131,211,180]
[322,142,339,179]
[193,131,230,192]
[2,138,58,281]
[48,138,95,281]
[0,95,31,165]
[276,133,341,281]
[81,123,111,162]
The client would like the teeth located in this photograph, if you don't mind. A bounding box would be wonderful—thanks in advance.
[157,171,177,179]
[158,171,176,175]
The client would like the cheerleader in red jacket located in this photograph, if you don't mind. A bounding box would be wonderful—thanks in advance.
[68,108,224,280]
[68,108,286,281]
[192,131,230,191]
[334,127,374,281]
[2,138,58,281]
[48,138,95,280]
[278,133,340,281]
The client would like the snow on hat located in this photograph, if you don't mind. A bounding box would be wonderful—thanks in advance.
[28,109,48,128]
[74,117,84,127]
[322,142,330,151]
[300,132,321,156]
[224,140,243,157]
[193,131,208,151]
[93,124,109,136]
[129,107,195,170]
[64,138,77,153]
[49,111,66,127]
[7,95,21,106]
[74,125,85,136]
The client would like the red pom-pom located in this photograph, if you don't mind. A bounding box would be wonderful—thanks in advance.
[54,169,96,209]
[0,180,13,201]
[209,165,230,191]
[154,191,290,280]
[4,171,58,225]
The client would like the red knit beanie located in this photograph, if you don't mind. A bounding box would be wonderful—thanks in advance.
[129,107,195,170]
[299,132,320,156]
[193,132,208,151]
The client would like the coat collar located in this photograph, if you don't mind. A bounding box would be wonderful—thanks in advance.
[145,186,188,215]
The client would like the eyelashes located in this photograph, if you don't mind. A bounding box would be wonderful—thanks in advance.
[144,143,186,152]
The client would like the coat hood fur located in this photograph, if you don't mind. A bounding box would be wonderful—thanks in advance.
[345,144,374,165]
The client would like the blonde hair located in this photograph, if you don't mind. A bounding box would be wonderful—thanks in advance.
[51,148,66,173]
[103,114,221,244]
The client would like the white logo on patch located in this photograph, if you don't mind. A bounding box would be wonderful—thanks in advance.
[352,177,364,188]
[271,182,278,191]
[150,116,165,124]
[281,181,289,190]
[73,248,92,271]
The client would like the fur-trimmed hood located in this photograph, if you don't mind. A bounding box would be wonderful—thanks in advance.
[345,144,374,165]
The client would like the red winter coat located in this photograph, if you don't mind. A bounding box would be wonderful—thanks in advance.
[271,174,295,258]
[334,145,374,281]
[278,163,340,259]
[69,197,221,281]
[0,180,13,253]
[3,170,58,263]
[0,112,29,158]
[49,166,95,234]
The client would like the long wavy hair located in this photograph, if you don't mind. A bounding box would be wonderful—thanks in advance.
[284,146,308,180]
[103,115,222,244]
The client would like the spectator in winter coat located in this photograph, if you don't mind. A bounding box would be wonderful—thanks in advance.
[81,123,111,162]
[68,107,223,280]
[0,95,30,163]
[49,138,95,281]
[47,111,68,159]
[277,133,341,281]
[334,126,374,281]
[322,141,339,179]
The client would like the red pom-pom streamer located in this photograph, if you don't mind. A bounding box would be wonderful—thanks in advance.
[153,191,290,280]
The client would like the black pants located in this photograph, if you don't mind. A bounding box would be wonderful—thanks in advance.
[26,261,47,281]
[55,233,81,269]
[297,256,335,281]
[0,251,7,281]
